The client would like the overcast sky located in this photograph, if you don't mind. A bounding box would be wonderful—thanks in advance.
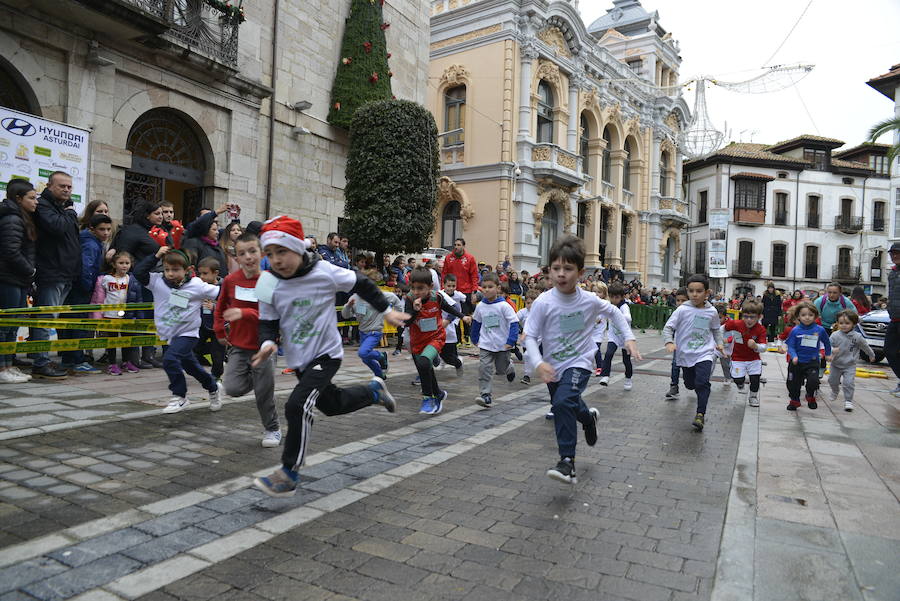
[579,0,900,150]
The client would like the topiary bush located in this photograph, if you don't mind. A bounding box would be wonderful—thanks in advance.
[343,100,439,257]
[327,0,393,129]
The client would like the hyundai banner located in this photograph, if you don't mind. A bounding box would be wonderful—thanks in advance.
[0,106,90,214]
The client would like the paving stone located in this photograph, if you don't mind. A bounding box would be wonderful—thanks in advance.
[121,527,219,564]
[85,464,126,476]
[0,557,68,595]
[23,477,60,488]
[45,485,81,495]
[23,554,140,601]
[1,470,40,482]
[134,506,219,537]
[62,472,105,485]
[49,528,152,567]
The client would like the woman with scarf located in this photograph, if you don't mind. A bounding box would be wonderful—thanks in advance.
[182,209,229,276]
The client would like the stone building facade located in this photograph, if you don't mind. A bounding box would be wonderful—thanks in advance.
[428,0,690,286]
[0,0,430,236]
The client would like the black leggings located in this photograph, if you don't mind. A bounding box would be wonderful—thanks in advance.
[413,347,441,397]
[440,342,462,368]
[787,360,819,401]
[734,374,761,392]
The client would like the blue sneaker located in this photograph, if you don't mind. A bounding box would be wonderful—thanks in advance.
[253,467,298,498]
[892,383,900,397]
[431,390,447,414]
[379,352,389,372]
[369,377,396,413]
[477,393,493,408]
[419,397,434,414]
[70,362,101,375]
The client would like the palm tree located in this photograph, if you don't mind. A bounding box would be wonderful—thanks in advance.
[868,116,900,171]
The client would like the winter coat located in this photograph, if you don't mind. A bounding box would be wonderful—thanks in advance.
[78,230,106,295]
[114,217,169,267]
[0,198,37,289]
[182,211,229,275]
[762,292,782,326]
[33,188,80,285]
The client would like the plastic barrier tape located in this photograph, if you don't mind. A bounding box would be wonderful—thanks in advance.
[0,303,154,315]
[0,335,165,354]
[0,319,156,332]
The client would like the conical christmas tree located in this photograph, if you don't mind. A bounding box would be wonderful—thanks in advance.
[327,0,393,129]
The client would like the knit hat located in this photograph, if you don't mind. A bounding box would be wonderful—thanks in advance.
[260,216,310,254]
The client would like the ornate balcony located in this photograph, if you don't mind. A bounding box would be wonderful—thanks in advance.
[832,265,861,284]
[441,144,464,166]
[530,143,585,187]
[600,180,615,205]
[834,215,863,234]
[734,208,765,226]
[731,260,763,279]
[658,196,689,224]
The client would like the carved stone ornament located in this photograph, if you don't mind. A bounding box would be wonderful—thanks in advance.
[440,64,470,87]
[665,112,680,132]
[533,186,574,238]
[625,117,639,137]
[532,145,552,161]
[535,60,561,84]
[582,87,599,110]
[437,176,475,223]
[537,27,572,58]
[659,226,683,262]
[606,102,621,121]
[519,36,539,60]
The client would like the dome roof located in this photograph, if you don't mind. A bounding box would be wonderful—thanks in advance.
[588,0,662,37]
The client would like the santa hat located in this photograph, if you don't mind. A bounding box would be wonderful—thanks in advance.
[260,216,310,254]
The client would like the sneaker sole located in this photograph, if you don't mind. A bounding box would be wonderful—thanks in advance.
[476,399,492,408]
[583,408,599,446]
[692,422,704,432]
[31,374,68,380]
[261,439,281,448]
[209,404,222,412]
[163,404,189,414]
[546,469,576,485]
[545,412,554,420]
[430,402,443,415]
[253,477,296,498]
[371,377,396,413]
[506,372,515,382]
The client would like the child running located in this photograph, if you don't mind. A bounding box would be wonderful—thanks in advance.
[214,232,281,447]
[665,287,689,400]
[91,251,142,375]
[783,301,831,411]
[524,236,641,485]
[828,310,875,412]
[250,217,407,497]
[714,305,733,387]
[723,300,767,407]
[342,268,403,379]
[517,290,539,385]
[196,257,225,382]
[590,281,609,379]
[134,246,221,414]
[438,274,465,374]
[471,272,519,408]
[662,275,724,431]
[404,267,470,415]
[598,282,633,390]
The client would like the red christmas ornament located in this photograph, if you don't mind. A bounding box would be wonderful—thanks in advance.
[362,41,372,53]
[370,72,379,83]
[342,57,352,65]
[380,22,390,30]
[334,102,341,110]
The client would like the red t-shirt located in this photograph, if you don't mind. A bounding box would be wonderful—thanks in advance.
[408,292,446,355]
[724,319,767,362]
[442,252,479,293]
[213,269,262,351]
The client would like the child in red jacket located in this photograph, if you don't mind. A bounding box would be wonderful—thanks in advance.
[213,232,280,448]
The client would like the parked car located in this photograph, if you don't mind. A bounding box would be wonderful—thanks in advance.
[860,309,887,363]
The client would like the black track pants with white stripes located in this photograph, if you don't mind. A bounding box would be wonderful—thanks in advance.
[282,355,373,471]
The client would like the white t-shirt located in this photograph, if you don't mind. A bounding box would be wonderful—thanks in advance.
[524,287,634,376]
[516,306,529,330]
[147,274,219,341]
[98,275,130,319]
[662,302,723,367]
[591,316,607,344]
[440,289,465,344]
[472,298,518,352]
[257,260,357,371]
[607,302,633,347]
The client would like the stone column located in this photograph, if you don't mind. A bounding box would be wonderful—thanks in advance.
[567,81,579,153]
[609,149,627,205]
[650,133,662,200]
[517,38,538,142]
[584,199,601,267]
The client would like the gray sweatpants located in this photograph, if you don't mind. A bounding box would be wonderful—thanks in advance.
[223,347,279,432]
[479,348,513,396]
[828,364,856,402]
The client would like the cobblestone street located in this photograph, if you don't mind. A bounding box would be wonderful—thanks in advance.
[0,333,897,601]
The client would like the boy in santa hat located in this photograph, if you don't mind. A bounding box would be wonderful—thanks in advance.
[250,216,409,497]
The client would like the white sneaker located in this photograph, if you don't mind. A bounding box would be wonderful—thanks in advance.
[623,378,633,391]
[843,400,853,412]
[209,387,222,411]
[598,376,609,386]
[10,367,31,381]
[748,394,760,407]
[261,429,282,447]
[163,397,189,413]
[0,369,28,384]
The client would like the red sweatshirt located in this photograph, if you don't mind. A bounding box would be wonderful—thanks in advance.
[213,269,262,351]
[723,319,766,362]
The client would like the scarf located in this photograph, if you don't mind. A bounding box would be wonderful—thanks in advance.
[201,236,219,247]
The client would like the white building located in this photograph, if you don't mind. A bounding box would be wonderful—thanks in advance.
[867,63,900,242]
[682,135,891,298]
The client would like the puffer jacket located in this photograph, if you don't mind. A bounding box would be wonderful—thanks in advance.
[33,188,80,284]
[0,198,37,288]
[114,216,170,266]
[889,266,900,321]
[182,211,229,275]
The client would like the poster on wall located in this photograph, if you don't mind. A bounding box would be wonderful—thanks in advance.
[0,106,90,215]
[708,208,729,278]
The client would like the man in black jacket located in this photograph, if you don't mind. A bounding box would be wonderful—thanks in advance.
[29,171,95,378]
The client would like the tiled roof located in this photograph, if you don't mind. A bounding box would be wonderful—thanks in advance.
[833,143,890,158]
[831,158,869,170]
[703,142,804,164]
[867,64,900,100]
[868,63,900,84]
[730,171,775,181]
[766,134,845,152]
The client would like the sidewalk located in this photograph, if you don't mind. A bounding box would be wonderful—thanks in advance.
[712,349,900,601]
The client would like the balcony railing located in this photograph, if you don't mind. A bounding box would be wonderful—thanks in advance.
[832,265,861,283]
[834,215,863,233]
[601,181,614,203]
[807,214,820,228]
[441,144,464,166]
[530,143,584,187]
[774,212,788,226]
[804,265,819,279]
[622,189,634,206]
[873,217,886,232]
[731,260,763,278]
[734,208,765,226]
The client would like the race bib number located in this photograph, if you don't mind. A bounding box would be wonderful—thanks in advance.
[419,317,438,332]
[255,272,278,304]
[559,311,584,333]
[692,315,713,331]
[731,331,744,345]
[800,334,819,348]
[483,313,501,329]
[234,286,258,303]
[169,290,190,309]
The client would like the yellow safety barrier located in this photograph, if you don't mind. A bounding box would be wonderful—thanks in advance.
[0,335,164,354]
[0,303,154,315]
[0,319,156,332]
[824,367,888,379]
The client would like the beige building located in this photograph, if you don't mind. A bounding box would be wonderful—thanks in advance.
[0,0,429,235]
[428,0,690,286]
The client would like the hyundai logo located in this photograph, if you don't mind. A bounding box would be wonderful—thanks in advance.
[877,323,887,331]
[1,118,36,137]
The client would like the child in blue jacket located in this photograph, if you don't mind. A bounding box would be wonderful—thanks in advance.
[784,301,832,411]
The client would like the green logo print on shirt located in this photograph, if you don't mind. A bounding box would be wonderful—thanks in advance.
[159,306,186,328]
[550,311,584,362]
[288,302,322,347]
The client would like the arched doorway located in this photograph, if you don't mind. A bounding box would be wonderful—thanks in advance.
[124,109,211,223]
[0,57,40,114]
[441,201,463,250]
[539,202,559,266]
[662,237,674,282]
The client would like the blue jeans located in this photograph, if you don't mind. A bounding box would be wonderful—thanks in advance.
[30,281,72,368]
[547,367,593,459]
[59,287,90,366]
[358,330,384,377]
[670,357,680,386]
[682,360,713,415]
[601,341,633,378]
[163,336,217,398]
[0,284,27,367]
